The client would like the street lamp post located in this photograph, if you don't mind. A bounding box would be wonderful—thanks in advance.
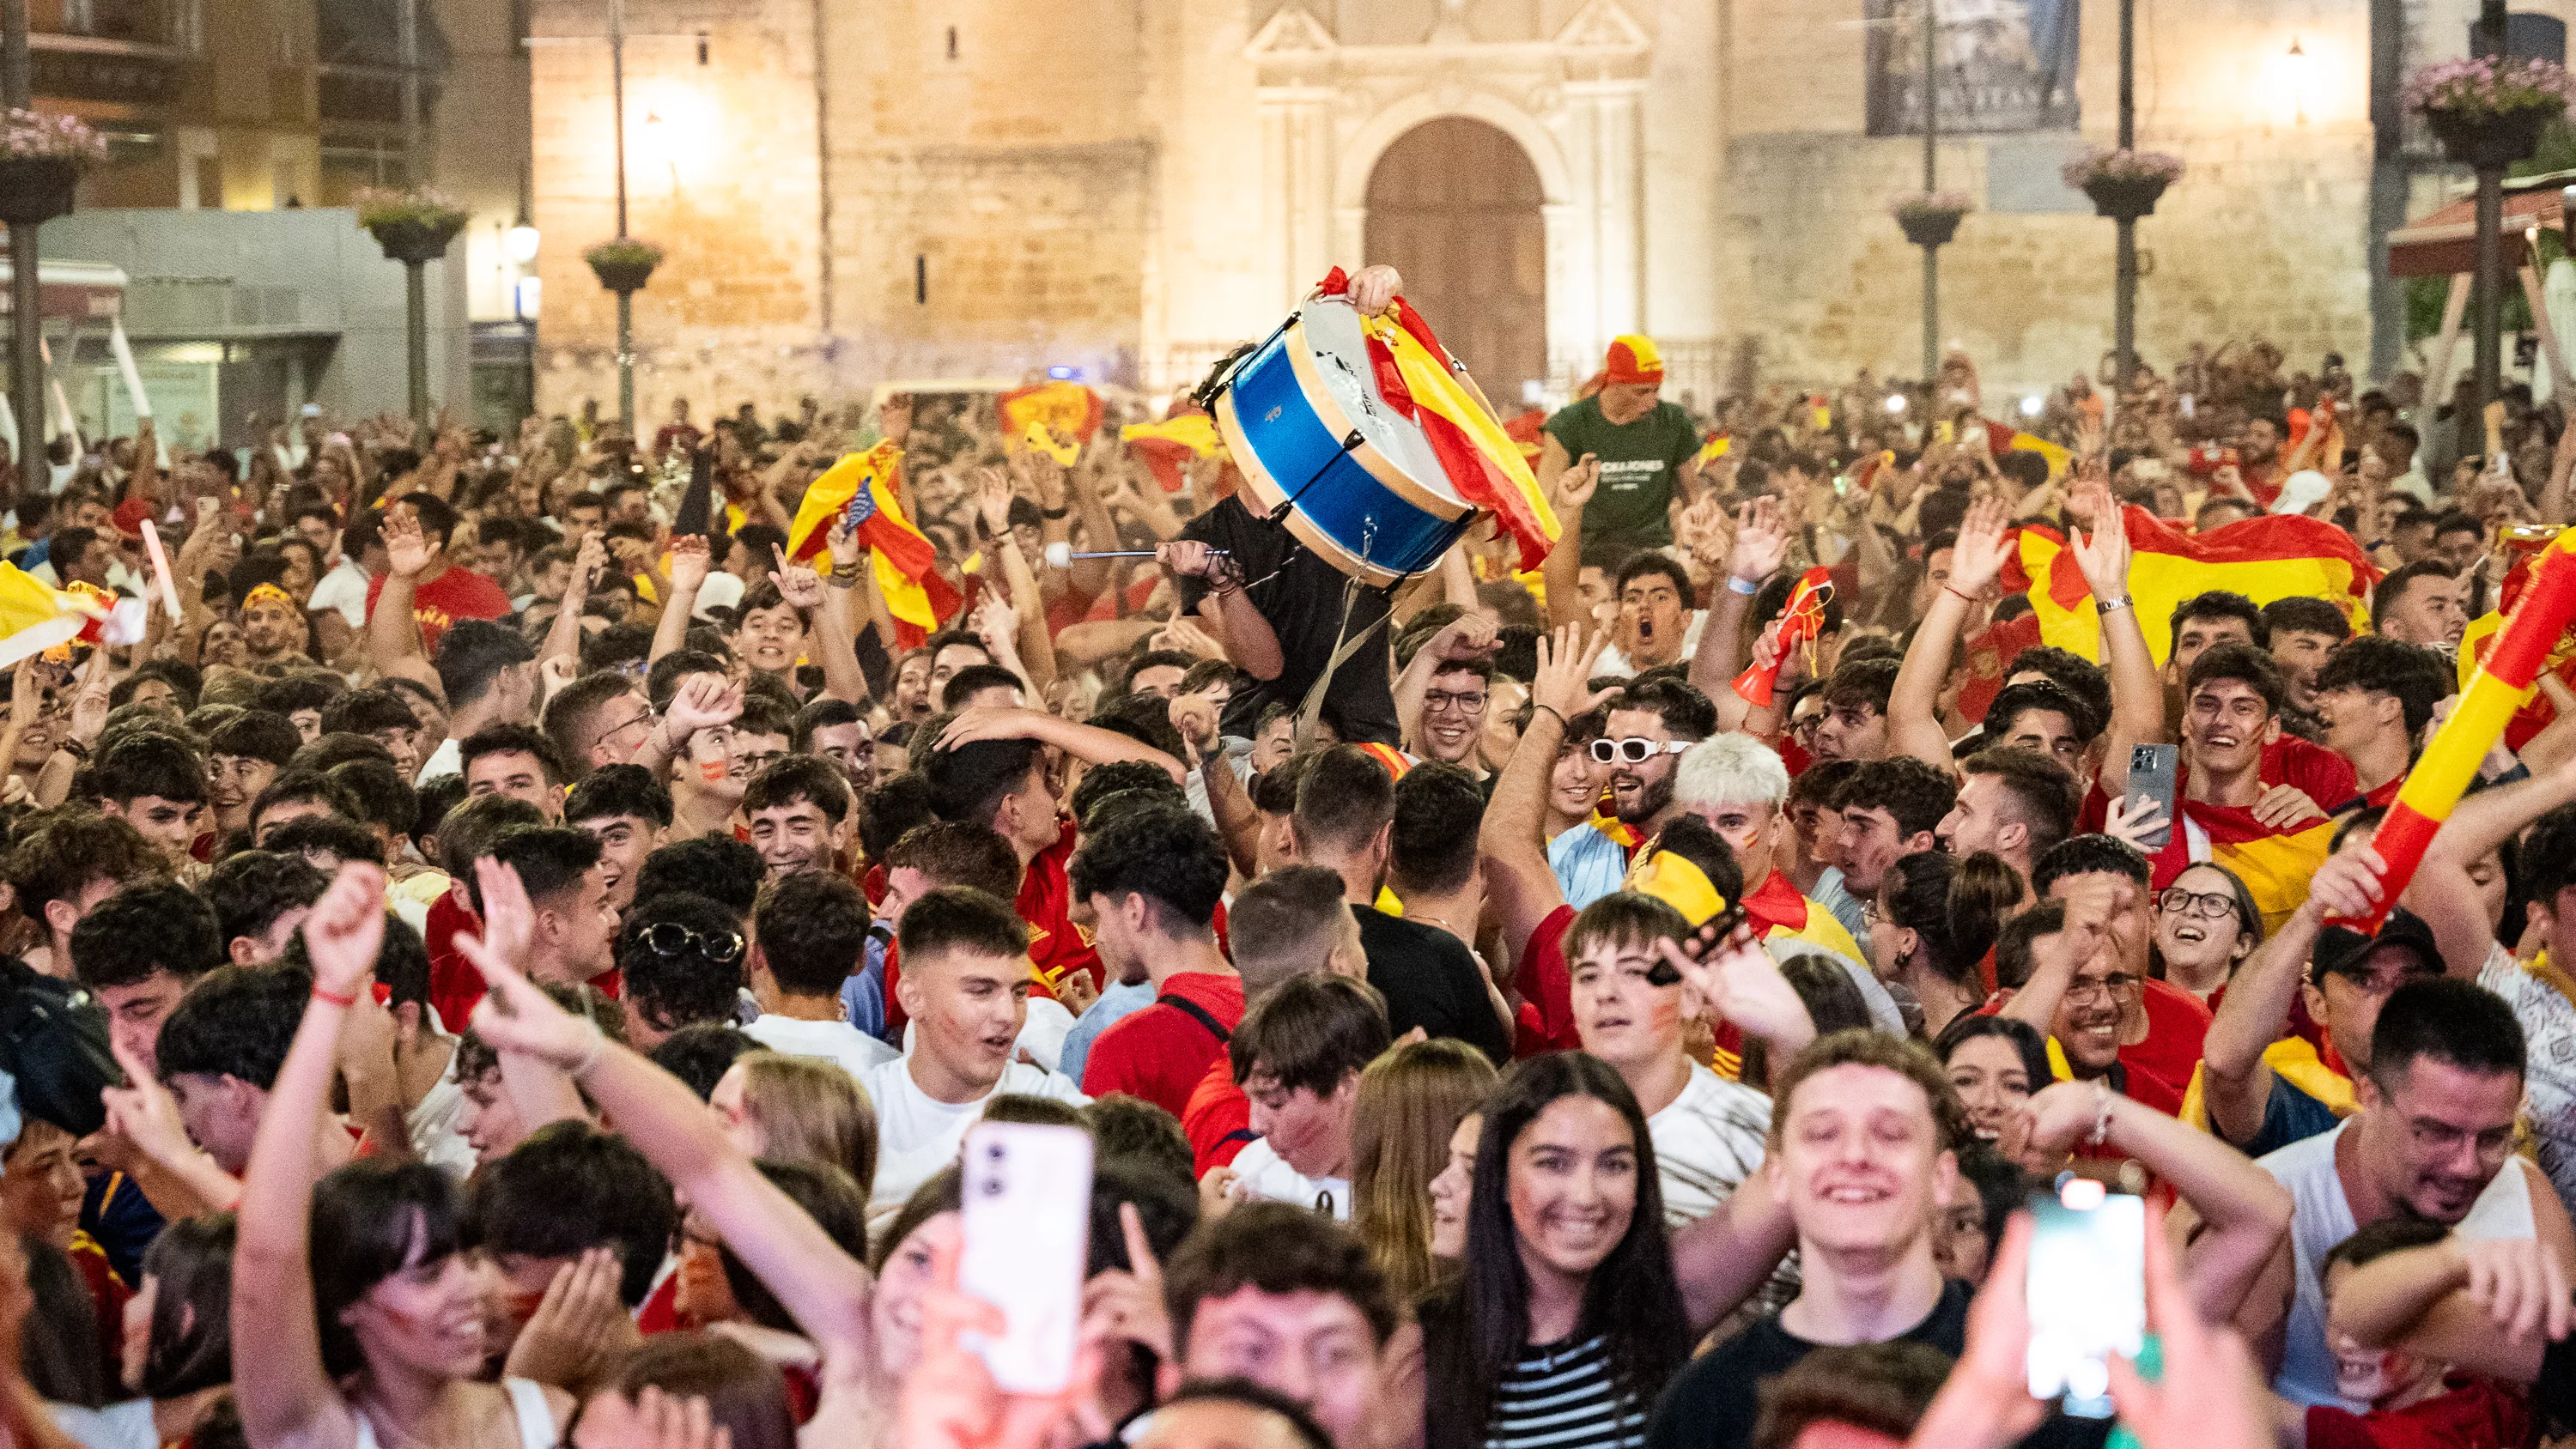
[1921,0,1938,385]
[3,0,39,503]
[609,0,637,436]
[2114,0,2138,391]
[2472,0,2508,415]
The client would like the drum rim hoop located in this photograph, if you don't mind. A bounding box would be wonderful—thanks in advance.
[1217,390,1452,588]
[1280,314,1474,521]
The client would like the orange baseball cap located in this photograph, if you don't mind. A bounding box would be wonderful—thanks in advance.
[1604,335,1664,387]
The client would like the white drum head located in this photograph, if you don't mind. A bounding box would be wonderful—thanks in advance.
[1297,299,1467,507]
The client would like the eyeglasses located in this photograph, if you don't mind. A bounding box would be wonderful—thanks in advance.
[2155,887,2239,922]
[2065,973,2140,1004]
[1590,737,1691,764]
[1425,688,1488,717]
[635,921,745,966]
[591,706,656,751]
[1862,900,1883,926]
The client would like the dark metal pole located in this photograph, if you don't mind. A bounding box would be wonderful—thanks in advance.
[2473,0,2508,415]
[1921,0,1938,384]
[611,0,633,433]
[2114,0,2136,391]
[3,0,39,506]
[405,260,429,426]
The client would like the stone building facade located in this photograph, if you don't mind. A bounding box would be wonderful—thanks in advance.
[526,0,2558,421]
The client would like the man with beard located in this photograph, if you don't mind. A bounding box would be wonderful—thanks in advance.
[2372,561,2469,655]
[2249,974,2573,1410]
[1600,676,1715,834]
[239,582,309,667]
[2263,595,2352,743]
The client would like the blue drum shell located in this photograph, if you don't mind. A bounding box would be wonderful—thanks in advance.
[1217,319,1472,586]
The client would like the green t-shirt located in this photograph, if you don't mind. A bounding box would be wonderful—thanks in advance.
[1542,396,1699,555]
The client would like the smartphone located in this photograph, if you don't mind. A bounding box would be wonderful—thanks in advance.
[2026,1178,2145,1419]
[958,1122,1092,1394]
[1647,900,1752,985]
[2124,743,2178,850]
[1934,421,1955,446]
[2178,393,2195,419]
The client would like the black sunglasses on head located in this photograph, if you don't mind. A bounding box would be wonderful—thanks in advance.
[636,920,745,966]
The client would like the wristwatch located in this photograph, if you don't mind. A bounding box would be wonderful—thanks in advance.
[2093,593,2134,616]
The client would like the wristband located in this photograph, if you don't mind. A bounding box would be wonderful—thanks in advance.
[2088,1078,2116,1145]
[1531,702,1566,729]
[53,737,86,761]
[1042,506,1070,519]
[312,985,358,1009]
[2094,593,2134,616]
[1942,585,1985,605]
[1726,575,1762,597]
[568,1019,608,1077]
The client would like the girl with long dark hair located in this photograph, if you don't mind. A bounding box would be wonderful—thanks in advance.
[1869,851,2018,1038]
[1419,1052,1691,1449]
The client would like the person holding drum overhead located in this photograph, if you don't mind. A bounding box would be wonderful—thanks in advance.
[1167,264,1413,749]
[1537,335,1708,562]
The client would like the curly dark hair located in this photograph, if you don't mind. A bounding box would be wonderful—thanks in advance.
[1066,799,1228,932]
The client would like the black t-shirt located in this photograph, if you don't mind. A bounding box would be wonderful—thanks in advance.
[1176,496,1399,747]
[1645,1282,2111,1449]
[1355,905,1510,1064]
[2540,1337,2575,1436]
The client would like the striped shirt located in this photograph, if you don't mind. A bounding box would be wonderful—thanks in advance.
[1485,1333,1648,1449]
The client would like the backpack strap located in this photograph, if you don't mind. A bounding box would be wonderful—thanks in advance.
[1164,993,1232,1046]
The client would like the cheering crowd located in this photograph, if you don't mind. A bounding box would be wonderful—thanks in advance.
[0,264,2561,1449]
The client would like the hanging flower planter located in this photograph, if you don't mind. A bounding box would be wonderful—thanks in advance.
[586,237,665,294]
[0,109,105,227]
[2063,148,2184,221]
[1892,191,1971,248]
[2407,55,2576,170]
[355,187,468,264]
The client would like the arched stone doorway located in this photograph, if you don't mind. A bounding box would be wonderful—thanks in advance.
[1363,117,1546,404]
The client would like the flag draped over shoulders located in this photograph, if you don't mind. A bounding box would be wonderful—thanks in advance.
[2000,505,2378,665]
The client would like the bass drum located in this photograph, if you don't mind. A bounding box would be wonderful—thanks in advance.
[1213,296,1473,586]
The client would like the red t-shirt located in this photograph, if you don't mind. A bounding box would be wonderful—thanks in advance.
[1080,972,1245,1119]
[1512,904,1580,1058]
[425,891,483,1035]
[1018,828,1102,1000]
[366,564,513,658]
[2303,1377,2530,1449]
[2081,737,2358,834]
[2122,977,2213,1110]
[2361,773,2403,811]
[1182,1052,1253,1174]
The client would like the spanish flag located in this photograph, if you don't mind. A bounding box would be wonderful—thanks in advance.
[788,442,962,650]
[2148,800,2336,935]
[0,563,105,668]
[2000,506,2378,666]
[1121,413,1222,494]
[997,380,1103,449]
[1317,269,1559,570]
[1979,420,2074,480]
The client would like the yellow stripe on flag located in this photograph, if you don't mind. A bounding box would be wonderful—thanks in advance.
[2014,529,2368,666]
[0,563,90,668]
[1359,312,1558,556]
[1121,415,1222,456]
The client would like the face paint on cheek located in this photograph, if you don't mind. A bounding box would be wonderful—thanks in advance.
[1650,998,1683,1031]
[699,759,731,784]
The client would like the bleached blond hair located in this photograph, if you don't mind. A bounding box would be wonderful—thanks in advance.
[1674,731,1791,810]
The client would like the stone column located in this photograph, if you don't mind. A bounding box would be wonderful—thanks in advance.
[1260,86,1336,312]
[1565,77,1645,372]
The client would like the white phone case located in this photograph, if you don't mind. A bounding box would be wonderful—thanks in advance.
[959,1122,1094,1394]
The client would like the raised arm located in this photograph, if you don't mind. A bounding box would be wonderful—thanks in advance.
[1479,625,1601,961]
[2069,476,2160,798]
[648,534,712,666]
[2330,1237,2568,1383]
[1888,495,2011,773]
[1163,541,1281,683]
[541,531,609,679]
[2410,755,2576,975]
[1690,497,1789,709]
[455,904,874,1363]
[973,468,1058,695]
[231,865,386,1449]
[1998,873,2122,1034]
[2202,847,2379,1146]
[934,706,1186,784]
[1668,1159,1797,1331]
[368,509,441,691]
[810,516,873,706]
[2013,1082,2291,1319]
[1394,612,1497,759]
[1540,452,1597,633]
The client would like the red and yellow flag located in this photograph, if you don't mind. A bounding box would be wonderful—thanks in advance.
[1317,269,1559,570]
[788,442,962,649]
[998,381,1103,450]
[1121,413,1222,494]
[2000,506,2378,665]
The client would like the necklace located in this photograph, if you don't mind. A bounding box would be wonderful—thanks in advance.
[1409,913,1451,931]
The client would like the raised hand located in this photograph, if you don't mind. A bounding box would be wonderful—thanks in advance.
[1167,693,1220,763]
[302,862,389,1003]
[1728,496,1789,588]
[933,706,1042,752]
[1947,494,2015,599]
[472,857,539,967]
[663,675,744,740]
[1079,1203,1175,1362]
[381,508,436,579]
[505,1246,643,1392]
[1656,921,1813,1052]
[975,467,1017,542]
[2251,784,2325,831]
[1347,264,1403,317]
[665,533,711,594]
[1554,453,1601,512]
[2304,842,2388,922]
[2003,1079,2112,1160]
[2101,792,2167,852]
[459,930,602,1070]
[899,1232,1105,1449]
[2455,1237,2576,1344]
[826,511,865,572]
[99,1040,204,1173]
[769,544,826,610]
[65,649,112,746]
[2066,500,2134,599]
[1530,622,1612,723]
[971,591,1018,656]
[1149,615,1227,664]
[1431,610,1500,664]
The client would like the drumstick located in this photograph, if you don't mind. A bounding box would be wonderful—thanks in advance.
[140,519,183,622]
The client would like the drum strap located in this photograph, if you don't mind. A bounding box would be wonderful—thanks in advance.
[1291,571,1442,752]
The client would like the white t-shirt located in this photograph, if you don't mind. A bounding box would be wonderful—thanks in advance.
[744,1013,902,1078]
[311,557,373,627]
[1647,1060,1773,1226]
[859,1057,1088,1224]
[1594,610,1708,679]
[416,736,462,785]
[1228,1137,1351,1221]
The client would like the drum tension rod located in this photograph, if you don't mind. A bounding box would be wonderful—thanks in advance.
[1267,430,1367,529]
